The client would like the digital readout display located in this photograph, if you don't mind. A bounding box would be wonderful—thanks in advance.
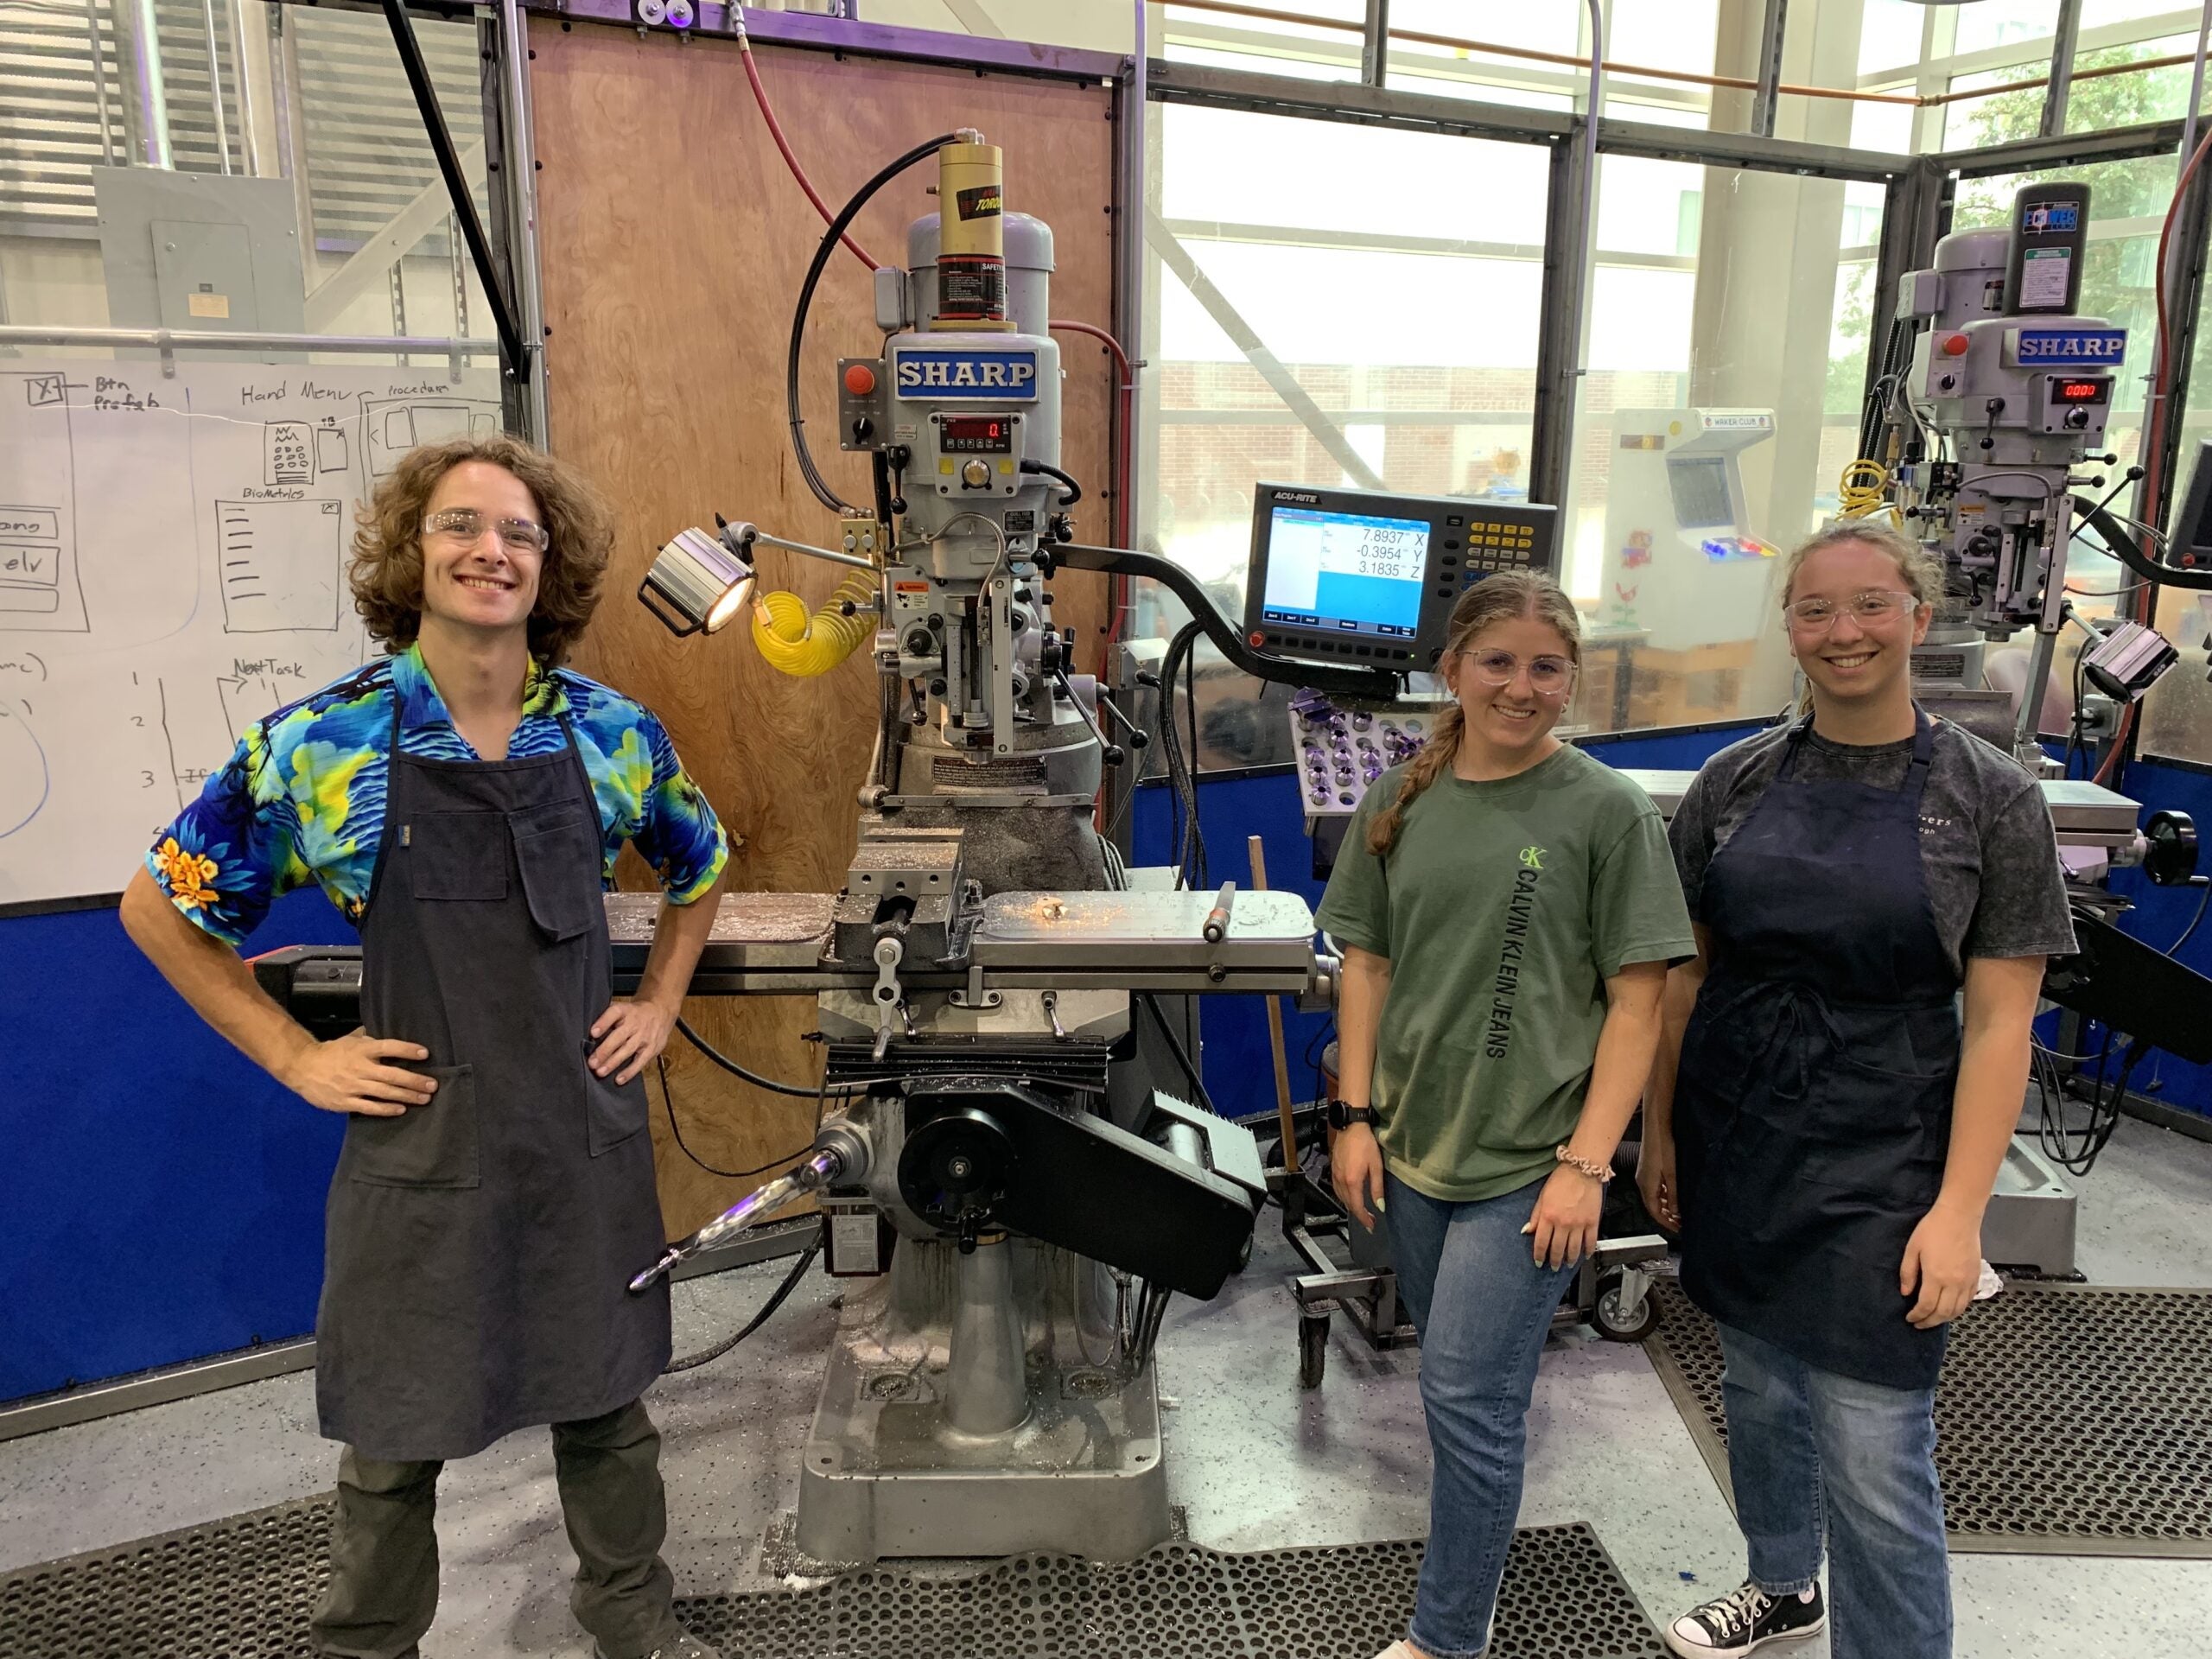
[942,416,1015,454]
[2050,378,2111,405]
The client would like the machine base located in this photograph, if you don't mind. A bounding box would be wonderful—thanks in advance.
[795,1247,1172,1564]
[1981,1135,2078,1278]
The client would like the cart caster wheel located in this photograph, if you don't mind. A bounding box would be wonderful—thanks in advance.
[1592,1268,1660,1343]
[1297,1312,1329,1389]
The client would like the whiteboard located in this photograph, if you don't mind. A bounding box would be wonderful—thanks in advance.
[0,359,502,906]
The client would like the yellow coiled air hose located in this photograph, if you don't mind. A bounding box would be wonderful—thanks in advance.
[752,570,878,678]
[1837,458,1895,520]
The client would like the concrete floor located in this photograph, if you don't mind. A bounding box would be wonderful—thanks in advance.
[3,1111,2209,1658]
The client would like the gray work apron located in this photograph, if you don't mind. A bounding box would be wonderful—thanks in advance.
[1674,709,1959,1391]
[314,693,671,1462]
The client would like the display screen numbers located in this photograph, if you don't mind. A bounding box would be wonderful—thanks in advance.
[942,416,1014,454]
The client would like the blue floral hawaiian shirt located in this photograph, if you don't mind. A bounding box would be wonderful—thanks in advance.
[145,644,728,947]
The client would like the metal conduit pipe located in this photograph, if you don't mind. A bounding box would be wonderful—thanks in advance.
[112,0,175,168]
[201,0,232,175]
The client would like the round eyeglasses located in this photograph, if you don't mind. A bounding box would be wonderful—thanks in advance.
[1454,649,1576,696]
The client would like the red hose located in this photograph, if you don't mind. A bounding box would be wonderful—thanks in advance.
[2137,124,2212,581]
[1049,319,1138,562]
[737,29,877,270]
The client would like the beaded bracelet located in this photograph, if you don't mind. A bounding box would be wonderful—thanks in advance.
[1554,1145,1613,1184]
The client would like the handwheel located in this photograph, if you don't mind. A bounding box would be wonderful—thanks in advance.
[1592,1268,1660,1343]
[1297,1311,1330,1389]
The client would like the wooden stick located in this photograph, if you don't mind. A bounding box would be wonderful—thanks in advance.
[1248,835,1299,1177]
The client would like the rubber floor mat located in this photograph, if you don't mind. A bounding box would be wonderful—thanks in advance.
[1642,1277,2212,1556]
[0,1498,1662,1658]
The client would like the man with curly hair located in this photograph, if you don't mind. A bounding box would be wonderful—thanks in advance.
[120,435,729,1659]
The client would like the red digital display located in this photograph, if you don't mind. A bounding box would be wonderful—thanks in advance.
[942,416,1014,454]
[2052,378,2110,404]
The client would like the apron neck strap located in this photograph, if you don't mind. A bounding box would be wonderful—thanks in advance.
[1777,703,1936,785]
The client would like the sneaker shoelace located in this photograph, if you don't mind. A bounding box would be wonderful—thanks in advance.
[1702,1583,1776,1640]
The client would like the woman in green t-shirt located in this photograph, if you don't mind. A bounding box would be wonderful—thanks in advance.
[1316,571,1695,1659]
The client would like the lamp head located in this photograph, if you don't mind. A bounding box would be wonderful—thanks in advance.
[639,524,757,637]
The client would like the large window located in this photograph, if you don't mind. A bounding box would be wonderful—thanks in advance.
[1148,108,1551,614]
[1560,157,1883,733]
[1141,105,1552,764]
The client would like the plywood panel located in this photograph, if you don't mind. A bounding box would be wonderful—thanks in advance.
[531,27,1119,1236]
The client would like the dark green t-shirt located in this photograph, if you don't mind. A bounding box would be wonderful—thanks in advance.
[1314,743,1696,1203]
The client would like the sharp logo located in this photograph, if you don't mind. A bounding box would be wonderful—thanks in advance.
[893,350,1039,400]
[2017,329,2126,363]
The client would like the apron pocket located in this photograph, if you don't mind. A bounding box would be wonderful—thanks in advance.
[583,1043,650,1155]
[406,813,510,901]
[513,813,601,941]
[343,1065,480,1188]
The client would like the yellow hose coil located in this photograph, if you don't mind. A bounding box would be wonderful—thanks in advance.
[1837,458,1895,520]
[751,571,878,677]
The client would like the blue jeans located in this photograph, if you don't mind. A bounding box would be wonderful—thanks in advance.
[1717,1321,1952,1659]
[1384,1170,1573,1659]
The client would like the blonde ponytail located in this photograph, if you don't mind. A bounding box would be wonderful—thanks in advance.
[1364,703,1464,856]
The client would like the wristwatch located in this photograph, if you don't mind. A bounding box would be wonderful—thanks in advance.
[1325,1098,1380,1131]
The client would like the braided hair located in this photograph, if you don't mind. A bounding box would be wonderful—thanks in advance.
[1364,570,1582,857]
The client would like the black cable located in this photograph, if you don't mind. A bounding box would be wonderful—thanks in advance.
[2075,495,2212,592]
[1185,628,1207,889]
[2169,883,2212,955]
[676,1014,876,1098]
[2037,1026,2148,1177]
[2069,620,2091,779]
[1019,458,1083,505]
[788,131,959,514]
[657,1054,812,1179]
[663,1223,825,1373]
[1157,620,1206,889]
[1158,619,1209,890]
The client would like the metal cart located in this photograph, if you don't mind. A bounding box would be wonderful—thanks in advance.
[1280,1154,1668,1390]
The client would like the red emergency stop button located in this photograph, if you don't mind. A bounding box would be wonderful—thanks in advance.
[1249,630,1267,648]
[844,363,878,395]
[1942,334,1969,357]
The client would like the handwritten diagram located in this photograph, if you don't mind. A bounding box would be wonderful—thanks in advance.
[0,378,88,632]
[217,499,345,632]
[363,396,499,476]
[0,361,497,905]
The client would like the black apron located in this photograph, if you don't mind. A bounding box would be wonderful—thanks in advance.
[1674,709,1960,1391]
[315,693,671,1461]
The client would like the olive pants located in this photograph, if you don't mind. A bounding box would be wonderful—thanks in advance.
[308,1398,681,1659]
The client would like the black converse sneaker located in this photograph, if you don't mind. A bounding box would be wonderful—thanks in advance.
[1663,1580,1826,1656]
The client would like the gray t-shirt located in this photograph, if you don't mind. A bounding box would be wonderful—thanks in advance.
[1668,719,2077,979]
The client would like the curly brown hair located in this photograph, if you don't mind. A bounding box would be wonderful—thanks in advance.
[349,433,617,664]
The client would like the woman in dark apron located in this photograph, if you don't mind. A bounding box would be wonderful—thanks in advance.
[123,435,730,1659]
[1638,523,2074,1659]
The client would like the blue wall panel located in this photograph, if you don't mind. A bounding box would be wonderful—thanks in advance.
[1,889,354,1401]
